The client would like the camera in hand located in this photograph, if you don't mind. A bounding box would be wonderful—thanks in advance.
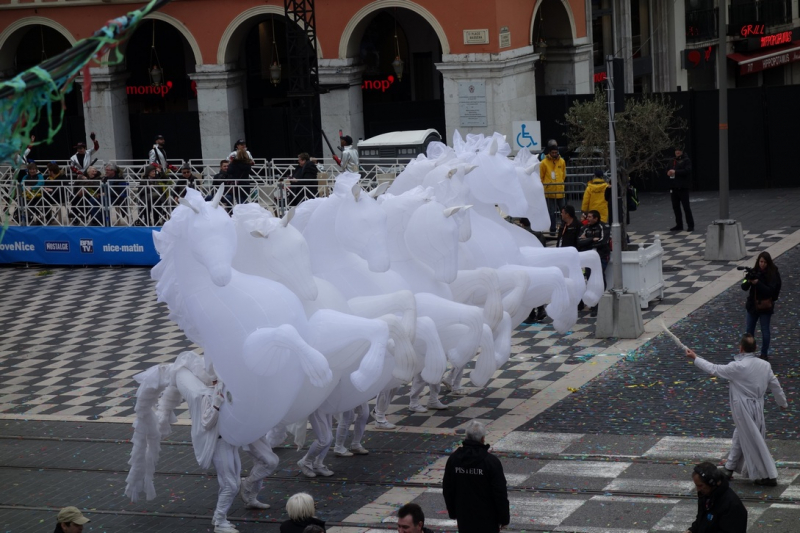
[737,266,758,281]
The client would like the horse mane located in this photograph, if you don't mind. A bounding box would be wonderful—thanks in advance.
[151,198,205,347]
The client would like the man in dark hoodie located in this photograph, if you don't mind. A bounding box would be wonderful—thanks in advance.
[443,421,510,533]
[686,462,747,533]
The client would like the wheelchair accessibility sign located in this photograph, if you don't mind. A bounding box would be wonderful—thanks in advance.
[512,121,542,152]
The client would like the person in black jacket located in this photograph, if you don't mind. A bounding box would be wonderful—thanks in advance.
[290,152,319,206]
[742,251,782,360]
[228,147,254,205]
[577,210,610,317]
[686,462,747,533]
[557,204,581,248]
[668,147,694,232]
[443,421,510,533]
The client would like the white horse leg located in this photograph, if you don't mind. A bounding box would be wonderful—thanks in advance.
[242,324,332,387]
[449,267,503,330]
[470,324,499,387]
[414,316,447,385]
[578,250,604,307]
[415,293,483,368]
[306,309,390,392]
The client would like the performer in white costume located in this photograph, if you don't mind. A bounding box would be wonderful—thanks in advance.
[686,334,788,486]
[333,403,370,456]
[297,409,335,478]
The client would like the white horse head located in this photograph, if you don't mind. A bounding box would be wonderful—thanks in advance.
[406,200,467,284]
[333,173,391,272]
[231,203,319,301]
[177,187,237,287]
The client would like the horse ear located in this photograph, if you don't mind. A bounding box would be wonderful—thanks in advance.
[281,207,296,227]
[489,137,498,156]
[463,164,478,175]
[179,198,200,214]
[211,185,225,208]
[369,181,390,198]
[351,181,361,201]
[444,205,471,218]
[446,168,458,179]
[250,230,268,238]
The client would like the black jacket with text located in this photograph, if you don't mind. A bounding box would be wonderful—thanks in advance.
[442,439,510,533]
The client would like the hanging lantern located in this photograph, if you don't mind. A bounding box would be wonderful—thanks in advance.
[392,56,404,81]
[150,65,163,86]
[269,16,282,86]
[391,8,404,82]
[149,22,164,87]
[269,62,282,86]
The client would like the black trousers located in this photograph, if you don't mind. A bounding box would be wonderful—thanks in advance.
[670,187,694,229]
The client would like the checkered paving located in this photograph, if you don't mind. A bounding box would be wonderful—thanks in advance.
[394,432,800,532]
[0,227,793,426]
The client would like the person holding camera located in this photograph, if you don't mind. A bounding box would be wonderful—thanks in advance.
[741,252,782,361]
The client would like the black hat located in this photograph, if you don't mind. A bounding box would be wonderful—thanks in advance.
[340,135,353,145]
[75,142,86,149]
[154,134,165,141]
[593,169,604,178]
[234,139,246,148]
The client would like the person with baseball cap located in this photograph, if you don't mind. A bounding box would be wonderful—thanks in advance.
[228,139,254,162]
[55,506,89,533]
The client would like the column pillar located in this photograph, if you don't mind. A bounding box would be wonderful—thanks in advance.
[436,47,539,144]
[188,64,245,161]
[80,65,132,161]
[318,59,365,160]
[541,44,594,95]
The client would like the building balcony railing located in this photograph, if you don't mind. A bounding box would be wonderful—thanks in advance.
[729,0,793,31]
[686,8,718,42]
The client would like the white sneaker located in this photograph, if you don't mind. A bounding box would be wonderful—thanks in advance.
[239,478,269,509]
[374,419,397,430]
[297,459,316,478]
[313,463,334,477]
[427,399,448,410]
[452,388,468,396]
[214,520,239,533]
[350,444,369,455]
[334,446,353,457]
[408,403,428,413]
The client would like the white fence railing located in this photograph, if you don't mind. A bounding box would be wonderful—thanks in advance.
[1,156,588,227]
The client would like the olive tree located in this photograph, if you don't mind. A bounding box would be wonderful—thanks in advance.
[564,89,687,246]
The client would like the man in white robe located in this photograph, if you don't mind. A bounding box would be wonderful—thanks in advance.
[686,334,788,486]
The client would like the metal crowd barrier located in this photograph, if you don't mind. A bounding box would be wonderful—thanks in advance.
[1,156,590,227]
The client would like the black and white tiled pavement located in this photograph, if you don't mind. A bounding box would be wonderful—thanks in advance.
[0,227,793,427]
[360,432,800,532]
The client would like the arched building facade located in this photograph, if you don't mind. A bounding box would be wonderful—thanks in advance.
[0,0,596,160]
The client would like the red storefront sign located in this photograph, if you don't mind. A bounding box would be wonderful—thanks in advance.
[126,81,173,97]
[728,41,800,75]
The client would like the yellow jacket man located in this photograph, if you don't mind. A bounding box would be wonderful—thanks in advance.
[582,170,609,222]
[539,143,567,232]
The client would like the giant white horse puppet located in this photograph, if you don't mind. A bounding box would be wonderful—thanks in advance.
[230,203,430,424]
[297,173,495,385]
[149,187,391,446]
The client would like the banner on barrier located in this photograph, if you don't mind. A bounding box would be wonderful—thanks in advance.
[0,227,160,266]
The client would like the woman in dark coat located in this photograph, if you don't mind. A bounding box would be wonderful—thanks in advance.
[227,147,254,205]
[741,251,782,360]
[280,493,325,533]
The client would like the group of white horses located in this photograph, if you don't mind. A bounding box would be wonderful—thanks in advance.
[124,132,604,502]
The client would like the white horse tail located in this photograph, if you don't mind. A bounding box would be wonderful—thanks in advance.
[124,362,173,502]
[242,325,332,387]
[492,311,513,367]
[415,316,447,385]
[470,324,498,387]
[578,250,604,307]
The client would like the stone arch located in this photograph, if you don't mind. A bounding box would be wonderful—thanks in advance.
[98,12,203,65]
[339,0,450,59]
[0,17,76,74]
[529,0,577,45]
[217,5,323,65]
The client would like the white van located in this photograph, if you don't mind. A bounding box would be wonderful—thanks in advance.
[357,129,441,160]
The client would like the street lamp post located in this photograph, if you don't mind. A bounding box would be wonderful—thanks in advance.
[704,0,746,260]
[595,55,643,339]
